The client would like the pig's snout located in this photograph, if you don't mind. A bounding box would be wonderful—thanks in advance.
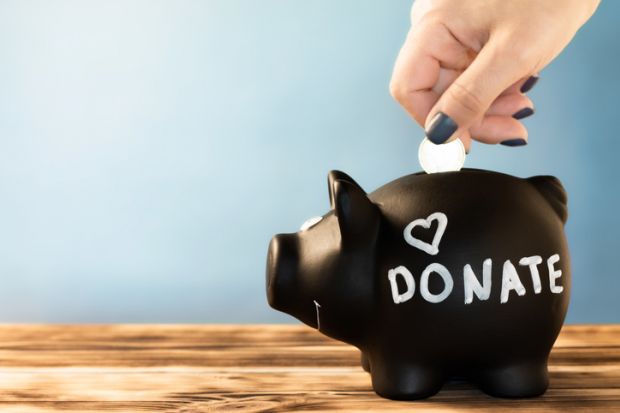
[266,233,299,311]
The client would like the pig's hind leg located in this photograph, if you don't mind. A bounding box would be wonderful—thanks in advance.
[369,355,444,400]
[360,351,371,372]
[476,359,549,398]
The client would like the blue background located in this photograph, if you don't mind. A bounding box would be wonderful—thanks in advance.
[0,1,617,323]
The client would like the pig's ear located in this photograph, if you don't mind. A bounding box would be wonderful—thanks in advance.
[527,175,568,224]
[332,178,380,247]
[328,170,365,209]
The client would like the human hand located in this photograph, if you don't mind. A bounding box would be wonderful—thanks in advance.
[390,0,599,150]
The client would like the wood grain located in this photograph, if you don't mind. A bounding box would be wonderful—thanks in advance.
[0,324,616,412]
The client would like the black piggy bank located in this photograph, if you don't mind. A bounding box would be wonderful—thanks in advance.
[266,169,570,400]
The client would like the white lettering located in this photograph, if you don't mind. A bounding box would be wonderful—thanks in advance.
[388,255,564,306]
[463,258,492,304]
[547,254,564,294]
[519,255,543,294]
[500,260,526,304]
[420,263,453,303]
[388,266,415,304]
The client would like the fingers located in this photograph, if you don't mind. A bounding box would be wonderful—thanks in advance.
[459,133,473,154]
[390,23,475,127]
[469,116,528,146]
[499,74,540,97]
[433,70,539,104]
[486,93,534,118]
[424,38,531,144]
[519,75,540,93]
[389,31,438,126]
[469,92,533,148]
[391,25,538,150]
[466,92,533,150]
[434,71,536,118]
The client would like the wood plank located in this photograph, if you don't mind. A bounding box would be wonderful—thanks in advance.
[0,324,615,412]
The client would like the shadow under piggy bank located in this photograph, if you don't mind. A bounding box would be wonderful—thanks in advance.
[266,169,570,400]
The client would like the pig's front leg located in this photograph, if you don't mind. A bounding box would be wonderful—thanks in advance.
[360,351,371,373]
[368,353,444,400]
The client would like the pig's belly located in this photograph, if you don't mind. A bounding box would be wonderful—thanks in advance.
[374,289,568,366]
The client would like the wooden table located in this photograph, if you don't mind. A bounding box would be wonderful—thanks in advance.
[0,324,617,412]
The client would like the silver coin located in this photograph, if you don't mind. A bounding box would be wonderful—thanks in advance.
[418,137,466,174]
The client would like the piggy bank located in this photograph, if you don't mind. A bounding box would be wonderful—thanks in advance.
[266,169,570,400]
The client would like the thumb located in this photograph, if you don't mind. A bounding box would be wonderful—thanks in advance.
[424,39,528,144]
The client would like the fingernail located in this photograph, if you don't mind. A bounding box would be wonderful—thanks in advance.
[520,76,539,93]
[425,112,457,144]
[512,107,534,120]
[500,138,528,147]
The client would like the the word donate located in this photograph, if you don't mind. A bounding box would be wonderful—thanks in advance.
[388,254,564,305]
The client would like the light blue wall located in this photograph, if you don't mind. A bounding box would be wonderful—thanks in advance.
[0,1,617,323]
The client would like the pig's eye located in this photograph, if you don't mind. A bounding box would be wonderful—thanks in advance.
[300,216,323,231]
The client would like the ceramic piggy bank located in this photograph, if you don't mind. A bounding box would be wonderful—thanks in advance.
[266,169,570,400]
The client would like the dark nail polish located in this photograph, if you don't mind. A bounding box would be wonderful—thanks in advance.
[500,138,527,147]
[425,112,458,144]
[520,76,539,93]
[512,107,534,120]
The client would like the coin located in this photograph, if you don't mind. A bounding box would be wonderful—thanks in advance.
[418,137,466,174]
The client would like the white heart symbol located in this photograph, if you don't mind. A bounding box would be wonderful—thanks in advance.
[403,212,448,256]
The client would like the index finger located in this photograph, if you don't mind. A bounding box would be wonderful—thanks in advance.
[389,23,475,126]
